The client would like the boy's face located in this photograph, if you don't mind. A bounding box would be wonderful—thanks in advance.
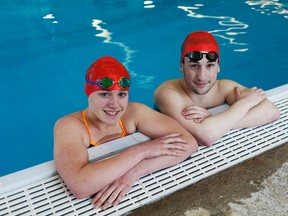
[181,52,219,95]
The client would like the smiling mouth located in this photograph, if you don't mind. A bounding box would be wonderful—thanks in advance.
[195,82,207,87]
[104,110,119,116]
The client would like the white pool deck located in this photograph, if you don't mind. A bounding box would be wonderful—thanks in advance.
[1,84,288,216]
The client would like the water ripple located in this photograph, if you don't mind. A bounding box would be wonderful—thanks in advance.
[92,19,154,89]
[246,0,288,19]
[178,5,249,52]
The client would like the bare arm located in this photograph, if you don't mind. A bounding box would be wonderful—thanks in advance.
[226,86,280,128]
[123,103,198,176]
[54,117,149,199]
[91,103,198,209]
[54,106,198,206]
[154,85,274,146]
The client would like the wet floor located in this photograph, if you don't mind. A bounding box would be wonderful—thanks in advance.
[130,143,288,216]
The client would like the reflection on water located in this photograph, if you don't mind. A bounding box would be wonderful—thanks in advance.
[92,19,134,68]
[246,0,288,19]
[42,13,58,24]
[178,5,249,53]
[92,19,154,89]
[144,1,155,9]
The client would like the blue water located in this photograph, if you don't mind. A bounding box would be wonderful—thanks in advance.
[1,0,287,176]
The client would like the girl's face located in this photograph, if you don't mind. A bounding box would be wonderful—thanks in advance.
[88,90,129,125]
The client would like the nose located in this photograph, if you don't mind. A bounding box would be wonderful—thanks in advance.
[196,68,206,81]
[108,94,119,108]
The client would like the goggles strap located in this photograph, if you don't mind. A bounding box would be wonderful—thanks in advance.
[186,51,218,62]
[86,76,131,89]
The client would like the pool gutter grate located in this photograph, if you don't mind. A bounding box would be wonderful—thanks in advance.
[0,85,288,216]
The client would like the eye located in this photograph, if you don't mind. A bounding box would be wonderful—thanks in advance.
[207,63,216,68]
[188,63,199,69]
[99,91,110,97]
[118,92,128,97]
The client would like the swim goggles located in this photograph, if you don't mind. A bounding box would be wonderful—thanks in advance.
[185,51,218,62]
[86,76,131,90]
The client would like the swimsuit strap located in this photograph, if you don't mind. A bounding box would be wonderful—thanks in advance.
[81,111,98,146]
[118,118,127,137]
[81,111,128,147]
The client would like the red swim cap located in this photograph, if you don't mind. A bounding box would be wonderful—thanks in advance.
[180,31,219,63]
[84,56,131,97]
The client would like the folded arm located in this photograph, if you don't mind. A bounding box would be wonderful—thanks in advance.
[154,86,278,146]
[91,103,198,209]
[226,87,280,129]
[54,105,198,209]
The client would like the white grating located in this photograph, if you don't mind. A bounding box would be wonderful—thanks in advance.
[1,85,288,216]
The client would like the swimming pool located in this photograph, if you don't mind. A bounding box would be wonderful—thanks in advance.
[1,0,287,176]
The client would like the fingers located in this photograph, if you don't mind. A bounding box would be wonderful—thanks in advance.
[97,184,120,210]
[256,88,266,95]
[91,182,131,210]
[249,87,267,99]
[91,185,110,208]
[249,87,265,94]
[112,186,130,207]
[182,106,210,120]
[164,143,189,154]
[183,112,209,120]
[234,86,241,100]
[183,105,205,112]
[160,135,188,144]
[159,136,190,155]
[144,134,191,159]
[160,133,182,139]
[233,86,267,105]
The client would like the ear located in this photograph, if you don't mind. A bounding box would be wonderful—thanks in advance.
[180,62,184,72]
[217,66,220,73]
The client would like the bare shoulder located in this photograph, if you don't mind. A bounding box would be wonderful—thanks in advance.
[155,79,185,102]
[154,79,188,113]
[53,111,87,147]
[218,79,245,90]
[216,80,248,105]
[125,102,174,122]
[123,102,185,138]
[121,102,158,133]
[124,102,153,116]
[54,112,82,130]
[155,79,181,93]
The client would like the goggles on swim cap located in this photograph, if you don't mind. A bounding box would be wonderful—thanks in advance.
[185,51,218,62]
[180,31,220,63]
[86,76,131,90]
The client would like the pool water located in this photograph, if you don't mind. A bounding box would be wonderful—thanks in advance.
[0,0,287,176]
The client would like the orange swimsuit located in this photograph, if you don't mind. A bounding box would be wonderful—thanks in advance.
[81,111,127,146]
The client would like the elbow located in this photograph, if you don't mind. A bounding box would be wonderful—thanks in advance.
[66,177,98,199]
[189,139,199,153]
[197,132,220,147]
[69,184,91,199]
[265,106,281,123]
[73,190,89,200]
[199,139,214,147]
[272,108,280,122]
[73,192,87,200]
[173,140,199,164]
[186,134,200,153]
[56,171,93,199]
[266,102,280,122]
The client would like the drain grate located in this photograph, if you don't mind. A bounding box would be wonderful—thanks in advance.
[1,88,288,216]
